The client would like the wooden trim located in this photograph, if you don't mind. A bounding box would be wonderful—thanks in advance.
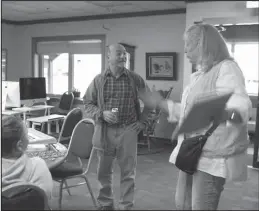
[31,34,106,78]
[2,19,20,25]
[185,0,214,3]
[68,53,73,92]
[2,8,186,26]
[253,92,259,168]
[220,24,259,42]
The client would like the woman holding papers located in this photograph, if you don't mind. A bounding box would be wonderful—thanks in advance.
[141,23,252,210]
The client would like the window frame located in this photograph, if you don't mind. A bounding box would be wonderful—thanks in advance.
[31,34,106,96]
[226,41,258,96]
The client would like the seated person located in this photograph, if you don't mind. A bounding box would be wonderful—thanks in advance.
[1,115,53,199]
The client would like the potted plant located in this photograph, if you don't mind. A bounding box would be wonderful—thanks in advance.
[72,88,81,98]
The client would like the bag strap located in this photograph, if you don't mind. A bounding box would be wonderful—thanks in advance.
[204,121,220,137]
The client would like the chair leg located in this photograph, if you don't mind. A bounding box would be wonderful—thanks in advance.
[64,180,72,196]
[83,175,98,209]
[58,180,65,210]
[147,134,151,152]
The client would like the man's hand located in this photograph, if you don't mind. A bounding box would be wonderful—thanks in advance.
[130,121,146,134]
[102,110,118,124]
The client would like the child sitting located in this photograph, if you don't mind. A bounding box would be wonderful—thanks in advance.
[1,115,53,199]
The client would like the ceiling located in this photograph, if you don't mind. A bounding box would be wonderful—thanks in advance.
[2,1,186,22]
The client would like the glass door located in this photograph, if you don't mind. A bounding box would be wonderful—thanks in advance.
[41,53,69,95]
[72,54,102,97]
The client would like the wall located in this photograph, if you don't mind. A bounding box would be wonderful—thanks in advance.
[3,14,186,101]
[1,24,22,81]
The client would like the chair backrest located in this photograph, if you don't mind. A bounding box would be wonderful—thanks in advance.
[147,87,174,134]
[2,182,49,210]
[58,107,83,143]
[58,91,74,112]
[67,118,95,159]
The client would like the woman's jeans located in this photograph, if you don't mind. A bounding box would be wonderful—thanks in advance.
[175,170,226,210]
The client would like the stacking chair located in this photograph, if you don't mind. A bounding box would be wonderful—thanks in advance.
[50,118,98,210]
[51,108,83,145]
[2,182,50,210]
[57,91,75,115]
[138,87,173,154]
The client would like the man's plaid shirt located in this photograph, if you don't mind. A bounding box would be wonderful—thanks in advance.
[103,69,141,125]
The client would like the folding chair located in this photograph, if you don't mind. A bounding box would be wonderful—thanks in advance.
[2,182,50,210]
[50,118,98,210]
[138,87,173,154]
[51,108,83,145]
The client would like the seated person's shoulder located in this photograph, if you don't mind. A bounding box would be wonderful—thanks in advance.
[29,156,49,172]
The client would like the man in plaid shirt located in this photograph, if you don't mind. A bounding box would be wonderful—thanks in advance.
[83,43,153,210]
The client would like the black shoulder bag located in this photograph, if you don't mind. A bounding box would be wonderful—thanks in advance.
[175,121,220,175]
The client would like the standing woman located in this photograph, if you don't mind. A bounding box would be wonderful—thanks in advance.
[143,23,252,210]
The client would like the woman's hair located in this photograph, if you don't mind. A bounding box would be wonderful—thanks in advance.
[1,115,27,157]
[184,23,232,71]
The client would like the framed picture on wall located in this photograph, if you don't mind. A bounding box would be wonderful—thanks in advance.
[2,48,7,80]
[146,52,177,81]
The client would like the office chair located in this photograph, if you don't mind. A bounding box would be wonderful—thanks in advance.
[2,182,50,210]
[50,108,83,145]
[138,87,173,154]
[50,118,98,210]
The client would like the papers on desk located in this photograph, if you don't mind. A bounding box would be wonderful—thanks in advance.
[28,128,57,144]
[27,144,48,152]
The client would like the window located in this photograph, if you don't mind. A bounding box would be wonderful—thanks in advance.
[36,36,105,96]
[227,42,259,95]
[42,53,101,95]
[73,54,101,95]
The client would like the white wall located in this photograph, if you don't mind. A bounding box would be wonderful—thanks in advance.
[3,13,186,101]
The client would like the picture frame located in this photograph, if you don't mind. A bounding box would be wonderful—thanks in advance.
[2,48,7,80]
[146,52,177,81]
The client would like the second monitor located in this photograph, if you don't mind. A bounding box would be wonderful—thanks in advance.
[19,77,47,106]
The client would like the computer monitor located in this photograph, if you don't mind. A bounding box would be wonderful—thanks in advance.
[19,77,47,106]
[2,81,21,109]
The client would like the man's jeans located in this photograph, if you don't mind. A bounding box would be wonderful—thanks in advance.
[175,170,226,210]
[96,124,138,210]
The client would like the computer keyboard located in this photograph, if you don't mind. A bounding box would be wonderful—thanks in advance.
[26,147,66,161]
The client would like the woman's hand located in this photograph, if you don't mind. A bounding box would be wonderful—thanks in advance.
[139,90,164,109]
[214,109,242,124]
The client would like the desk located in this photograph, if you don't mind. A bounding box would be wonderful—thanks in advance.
[12,105,54,122]
[2,110,24,116]
[27,114,65,134]
[46,143,67,170]
[26,129,67,169]
[26,143,67,170]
